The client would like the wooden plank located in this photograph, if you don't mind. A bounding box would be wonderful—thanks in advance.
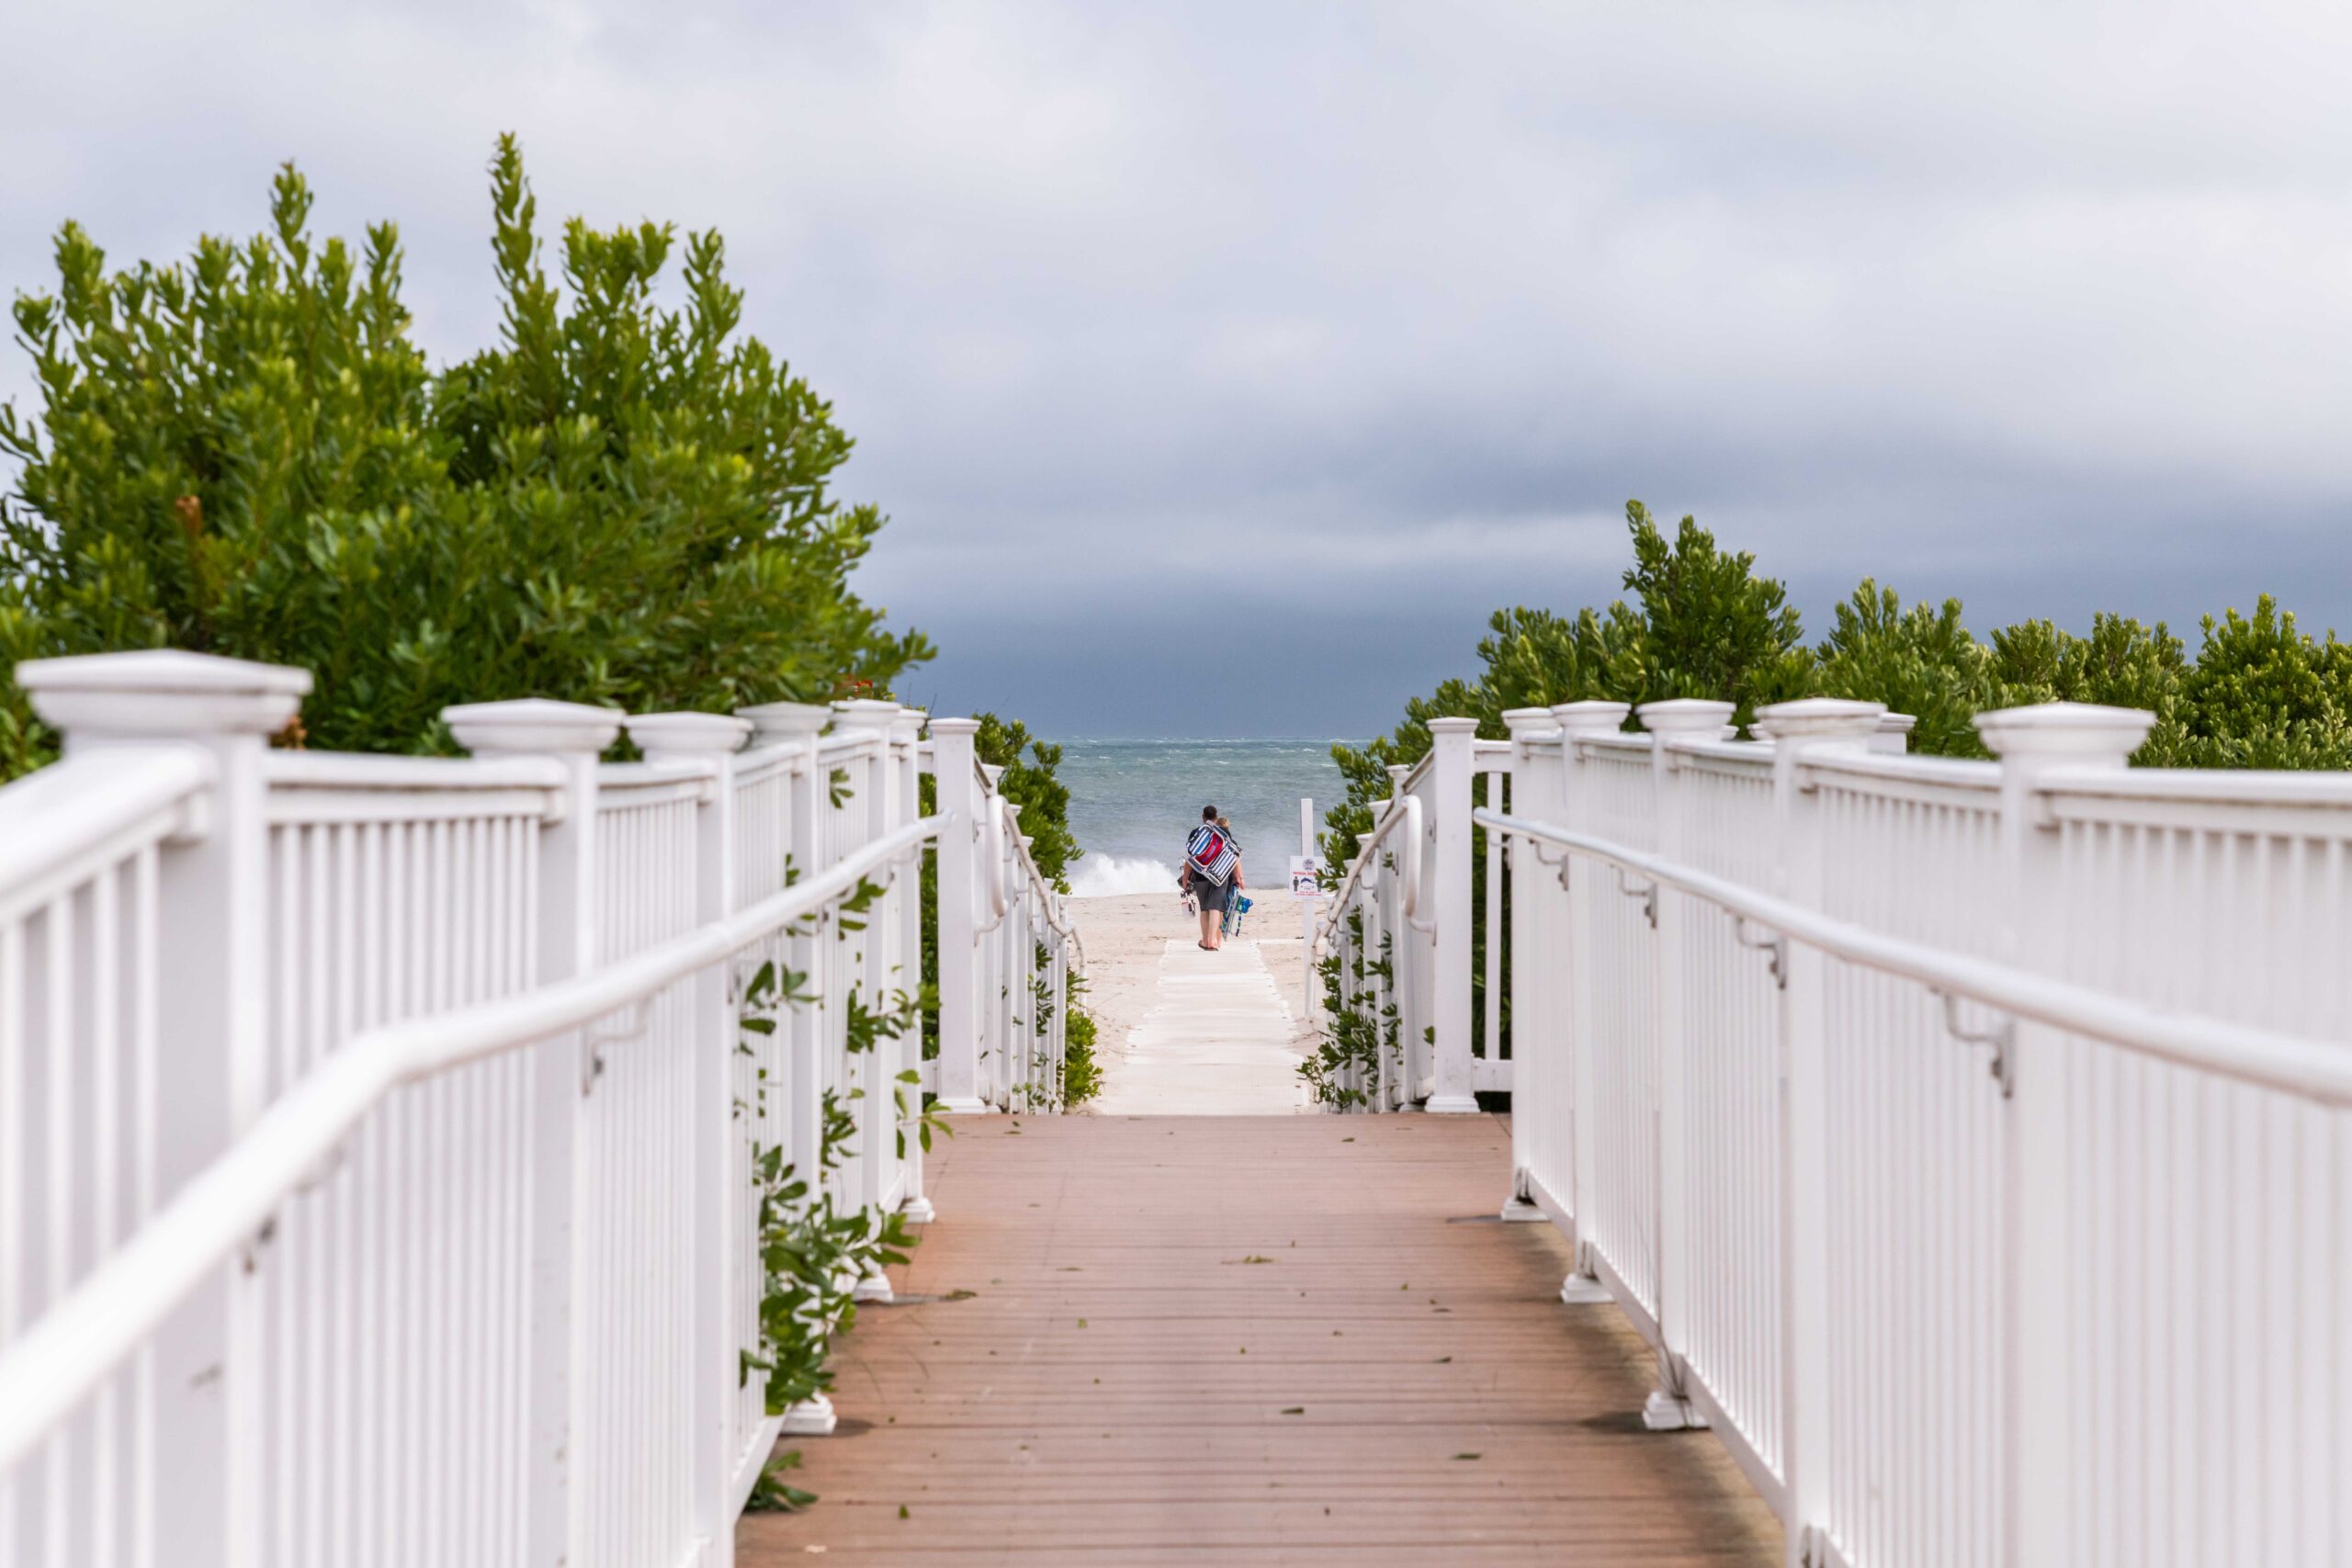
[739,1115,1780,1564]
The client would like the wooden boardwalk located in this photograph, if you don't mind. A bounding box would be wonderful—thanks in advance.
[738,1115,1780,1565]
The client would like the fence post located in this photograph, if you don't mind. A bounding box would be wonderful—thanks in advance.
[1017,835,1038,1106]
[1549,701,1630,1302]
[628,711,750,1568]
[735,700,835,1436]
[979,766,1009,1108]
[17,649,310,1566]
[1363,808,1374,1114]
[925,720,986,1115]
[1498,708,1560,1217]
[1634,698,1736,1428]
[1749,698,1882,1565]
[890,707,934,1219]
[832,700,901,1298]
[1871,711,1917,755]
[443,696,621,1568]
[1975,702,2152,1568]
[1380,766,1413,1107]
[738,702,832,1168]
[1424,718,1479,1112]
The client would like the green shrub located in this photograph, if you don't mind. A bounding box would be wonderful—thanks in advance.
[972,711,1080,890]
[0,137,927,778]
[1316,510,2352,1092]
[1813,581,1996,757]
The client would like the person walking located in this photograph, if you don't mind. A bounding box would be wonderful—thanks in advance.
[1180,805,1240,950]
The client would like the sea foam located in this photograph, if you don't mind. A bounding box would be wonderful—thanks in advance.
[1067,853,1181,898]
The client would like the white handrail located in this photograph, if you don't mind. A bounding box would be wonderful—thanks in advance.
[1398,794,1428,931]
[0,812,947,1474]
[262,750,570,793]
[0,745,214,920]
[1476,807,2352,1108]
[1007,808,1083,969]
[1313,790,1422,949]
[977,796,1010,929]
[816,727,888,764]
[2033,760,2352,807]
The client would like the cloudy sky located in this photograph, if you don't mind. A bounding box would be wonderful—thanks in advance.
[8,2,2351,735]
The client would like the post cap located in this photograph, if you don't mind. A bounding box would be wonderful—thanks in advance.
[1870,712,1918,754]
[980,762,1006,786]
[832,697,901,719]
[17,649,311,739]
[1425,716,1481,736]
[444,697,623,757]
[926,716,981,737]
[1550,700,1630,737]
[1635,698,1736,736]
[737,701,831,741]
[627,711,751,757]
[1973,702,2154,763]
[1753,697,1883,743]
[1499,706,1558,738]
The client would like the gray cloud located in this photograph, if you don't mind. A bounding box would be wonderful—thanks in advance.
[6,1,2350,735]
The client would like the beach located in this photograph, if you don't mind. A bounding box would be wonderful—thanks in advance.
[1069,886,1328,1112]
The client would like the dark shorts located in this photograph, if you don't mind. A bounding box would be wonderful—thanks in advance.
[1190,874,1230,913]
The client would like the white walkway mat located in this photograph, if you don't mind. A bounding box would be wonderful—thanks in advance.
[1088,938,1312,1115]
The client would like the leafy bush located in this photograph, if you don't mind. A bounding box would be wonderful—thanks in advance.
[1317,507,2352,1090]
[0,138,927,777]
[1061,983,1102,1108]
[1326,508,2352,874]
[972,711,1080,890]
[1812,581,1996,757]
[916,710,1082,1084]
[1323,501,1805,871]
[1618,501,1809,725]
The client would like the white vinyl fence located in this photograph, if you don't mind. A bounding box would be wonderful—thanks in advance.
[1316,695,2351,1568]
[0,649,1078,1568]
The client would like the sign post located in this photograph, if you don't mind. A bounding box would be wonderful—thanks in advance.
[1294,796,1322,1020]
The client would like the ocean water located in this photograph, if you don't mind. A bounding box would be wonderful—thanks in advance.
[1057,739,1357,897]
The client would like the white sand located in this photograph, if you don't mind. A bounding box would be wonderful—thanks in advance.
[1070,888,1328,1114]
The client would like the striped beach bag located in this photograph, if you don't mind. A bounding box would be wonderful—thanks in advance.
[1185,823,1238,886]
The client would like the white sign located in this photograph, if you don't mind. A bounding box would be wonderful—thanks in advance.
[1288,854,1323,898]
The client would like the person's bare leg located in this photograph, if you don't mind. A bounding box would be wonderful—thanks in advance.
[1198,903,1220,950]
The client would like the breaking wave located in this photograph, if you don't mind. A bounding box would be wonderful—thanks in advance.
[1067,853,1181,898]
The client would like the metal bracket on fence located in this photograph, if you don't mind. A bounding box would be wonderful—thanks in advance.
[1733,918,1787,988]
[1527,840,1574,890]
[582,998,650,1094]
[728,953,769,1004]
[241,1215,278,1275]
[1613,866,1658,929]
[1935,990,2015,1097]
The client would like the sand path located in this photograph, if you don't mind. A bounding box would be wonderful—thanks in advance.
[1071,891,1323,1114]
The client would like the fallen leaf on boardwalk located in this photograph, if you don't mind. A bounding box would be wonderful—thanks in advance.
[898,1506,910,1520]
[944,1289,979,1301]
[1280,1406,1305,1415]
[1452,1453,1481,1461]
